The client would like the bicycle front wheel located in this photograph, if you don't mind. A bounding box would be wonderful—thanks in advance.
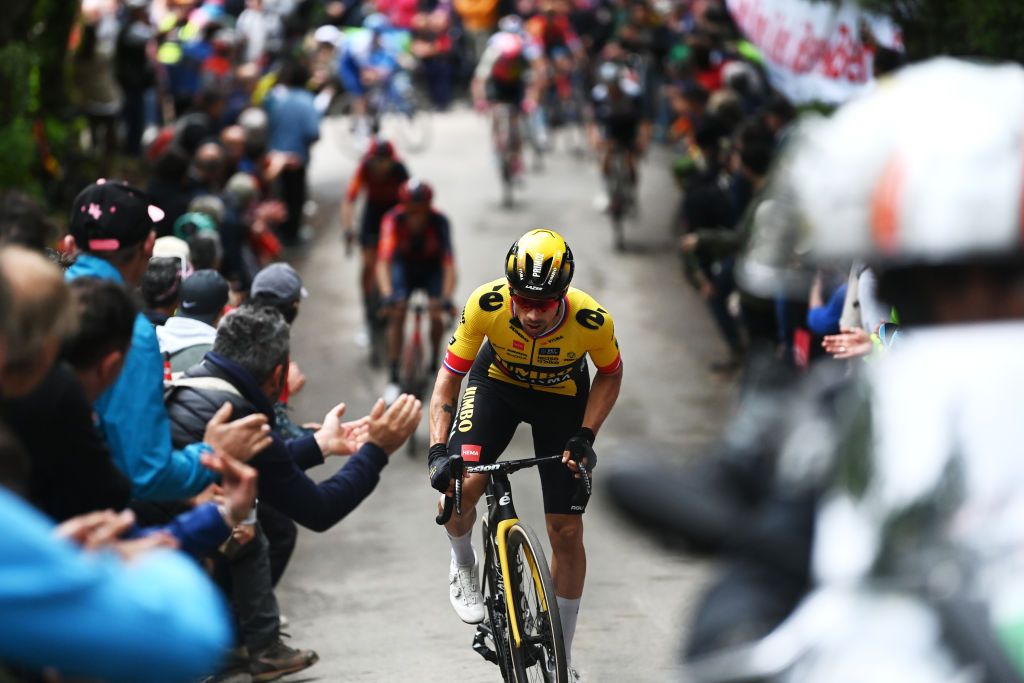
[506,523,567,683]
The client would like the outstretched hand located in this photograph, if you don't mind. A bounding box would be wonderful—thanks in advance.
[366,394,422,455]
[822,326,873,360]
[315,402,371,456]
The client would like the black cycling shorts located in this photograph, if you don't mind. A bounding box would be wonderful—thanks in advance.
[446,360,589,515]
[360,201,396,248]
[487,79,526,106]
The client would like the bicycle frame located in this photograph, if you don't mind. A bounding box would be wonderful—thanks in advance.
[437,453,585,680]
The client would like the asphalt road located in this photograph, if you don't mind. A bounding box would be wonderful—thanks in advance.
[277,108,734,682]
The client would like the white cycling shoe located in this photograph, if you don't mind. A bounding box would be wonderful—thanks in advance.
[448,559,485,624]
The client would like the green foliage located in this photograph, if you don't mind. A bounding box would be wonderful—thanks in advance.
[0,0,79,195]
[0,118,38,192]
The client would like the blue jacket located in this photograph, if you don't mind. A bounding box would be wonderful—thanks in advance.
[0,486,231,683]
[807,283,848,337]
[66,254,215,500]
[265,86,320,163]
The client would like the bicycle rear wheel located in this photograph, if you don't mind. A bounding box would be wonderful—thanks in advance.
[506,524,567,683]
[607,152,629,252]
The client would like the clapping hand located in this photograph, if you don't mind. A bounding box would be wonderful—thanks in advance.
[203,403,273,462]
[315,402,372,456]
[200,451,258,527]
[366,394,422,455]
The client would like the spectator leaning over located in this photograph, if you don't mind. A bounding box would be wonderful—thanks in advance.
[265,60,321,245]
[63,180,271,500]
[158,269,231,375]
[1,264,257,558]
[164,306,420,679]
[0,254,233,683]
[165,306,422,531]
[0,249,128,521]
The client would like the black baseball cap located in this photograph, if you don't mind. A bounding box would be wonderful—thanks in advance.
[179,269,229,324]
[70,180,165,253]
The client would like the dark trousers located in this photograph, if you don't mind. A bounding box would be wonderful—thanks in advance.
[706,257,744,355]
[421,56,454,110]
[257,502,298,588]
[277,164,307,244]
[215,523,281,652]
[121,88,147,156]
[132,500,282,651]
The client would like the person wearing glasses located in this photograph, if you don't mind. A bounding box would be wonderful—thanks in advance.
[424,228,623,677]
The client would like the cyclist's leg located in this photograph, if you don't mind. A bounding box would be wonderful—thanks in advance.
[528,386,589,664]
[359,203,386,316]
[385,260,411,384]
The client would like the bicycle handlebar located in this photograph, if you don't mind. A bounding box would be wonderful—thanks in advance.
[434,452,591,526]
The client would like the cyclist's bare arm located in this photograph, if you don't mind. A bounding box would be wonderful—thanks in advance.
[471,76,487,108]
[428,367,462,445]
[527,58,547,105]
[582,365,622,436]
[375,254,393,298]
[441,261,456,302]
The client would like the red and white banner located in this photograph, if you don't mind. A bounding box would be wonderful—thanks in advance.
[726,0,902,104]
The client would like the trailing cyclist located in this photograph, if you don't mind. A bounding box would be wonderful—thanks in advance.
[339,13,411,135]
[377,179,457,404]
[341,137,410,342]
[589,61,650,208]
[471,17,547,178]
[426,229,623,678]
[527,0,587,128]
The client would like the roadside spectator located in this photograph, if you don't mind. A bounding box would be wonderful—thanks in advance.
[158,269,231,374]
[0,252,236,683]
[142,256,184,326]
[0,191,59,252]
[237,0,284,66]
[165,305,421,532]
[148,145,195,235]
[265,60,321,244]
[115,0,157,156]
[74,8,123,171]
[63,180,271,500]
[453,0,499,67]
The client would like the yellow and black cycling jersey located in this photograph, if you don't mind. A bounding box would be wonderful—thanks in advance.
[443,278,622,396]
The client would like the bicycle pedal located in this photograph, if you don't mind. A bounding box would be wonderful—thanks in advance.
[472,625,499,665]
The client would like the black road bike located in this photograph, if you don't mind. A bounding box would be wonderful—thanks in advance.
[436,453,591,682]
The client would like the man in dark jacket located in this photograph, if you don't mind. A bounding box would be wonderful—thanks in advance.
[165,305,421,680]
[167,305,422,531]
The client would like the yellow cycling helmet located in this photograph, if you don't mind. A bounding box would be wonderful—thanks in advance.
[505,229,574,299]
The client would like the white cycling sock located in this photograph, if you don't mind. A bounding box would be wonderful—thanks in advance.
[557,596,581,667]
[448,528,476,567]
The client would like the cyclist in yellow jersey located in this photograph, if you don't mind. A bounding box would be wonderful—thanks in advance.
[426,229,623,675]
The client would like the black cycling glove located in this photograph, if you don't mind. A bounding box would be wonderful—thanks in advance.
[428,443,451,493]
[564,427,597,471]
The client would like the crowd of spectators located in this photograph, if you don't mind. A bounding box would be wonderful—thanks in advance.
[0,0,915,680]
